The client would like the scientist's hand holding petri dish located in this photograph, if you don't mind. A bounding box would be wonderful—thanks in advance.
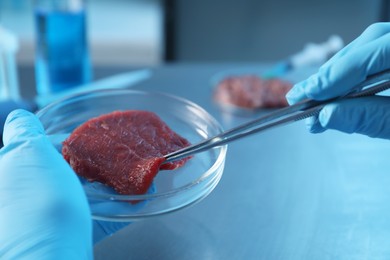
[0,110,92,258]
[0,110,128,258]
[286,22,390,139]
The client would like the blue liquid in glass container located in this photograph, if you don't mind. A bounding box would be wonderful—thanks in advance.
[35,8,92,95]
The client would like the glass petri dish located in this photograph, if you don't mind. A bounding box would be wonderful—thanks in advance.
[36,89,227,222]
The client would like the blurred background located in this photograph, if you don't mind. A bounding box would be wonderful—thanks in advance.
[0,0,389,65]
[0,0,163,65]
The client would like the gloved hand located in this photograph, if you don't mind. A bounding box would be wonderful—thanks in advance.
[0,99,37,147]
[0,109,133,254]
[286,22,390,139]
[0,109,93,259]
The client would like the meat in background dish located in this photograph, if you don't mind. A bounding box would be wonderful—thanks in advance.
[213,75,293,109]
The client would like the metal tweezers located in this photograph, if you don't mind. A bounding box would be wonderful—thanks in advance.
[164,69,390,162]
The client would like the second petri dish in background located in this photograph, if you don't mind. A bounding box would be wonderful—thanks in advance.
[210,66,318,118]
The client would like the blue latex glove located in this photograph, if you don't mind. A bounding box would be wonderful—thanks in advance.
[286,22,390,139]
[0,109,93,258]
[0,109,132,254]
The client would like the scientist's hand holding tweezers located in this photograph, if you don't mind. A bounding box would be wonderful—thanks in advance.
[286,22,390,139]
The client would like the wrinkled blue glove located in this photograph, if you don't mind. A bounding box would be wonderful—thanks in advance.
[0,109,93,258]
[0,109,130,258]
[286,22,390,139]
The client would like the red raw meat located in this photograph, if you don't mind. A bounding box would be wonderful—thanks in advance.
[214,75,292,109]
[62,110,191,195]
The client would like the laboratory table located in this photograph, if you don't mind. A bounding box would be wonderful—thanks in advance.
[20,63,390,259]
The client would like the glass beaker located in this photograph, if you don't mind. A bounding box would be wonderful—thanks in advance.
[34,0,92,96]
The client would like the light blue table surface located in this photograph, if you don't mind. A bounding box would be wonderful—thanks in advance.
[93,63,390,259]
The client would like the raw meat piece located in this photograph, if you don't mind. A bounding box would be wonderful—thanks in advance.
[62,110,191,195]
[213,75,292,109]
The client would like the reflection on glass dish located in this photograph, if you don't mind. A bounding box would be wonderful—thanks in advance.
[36,89,227,221]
